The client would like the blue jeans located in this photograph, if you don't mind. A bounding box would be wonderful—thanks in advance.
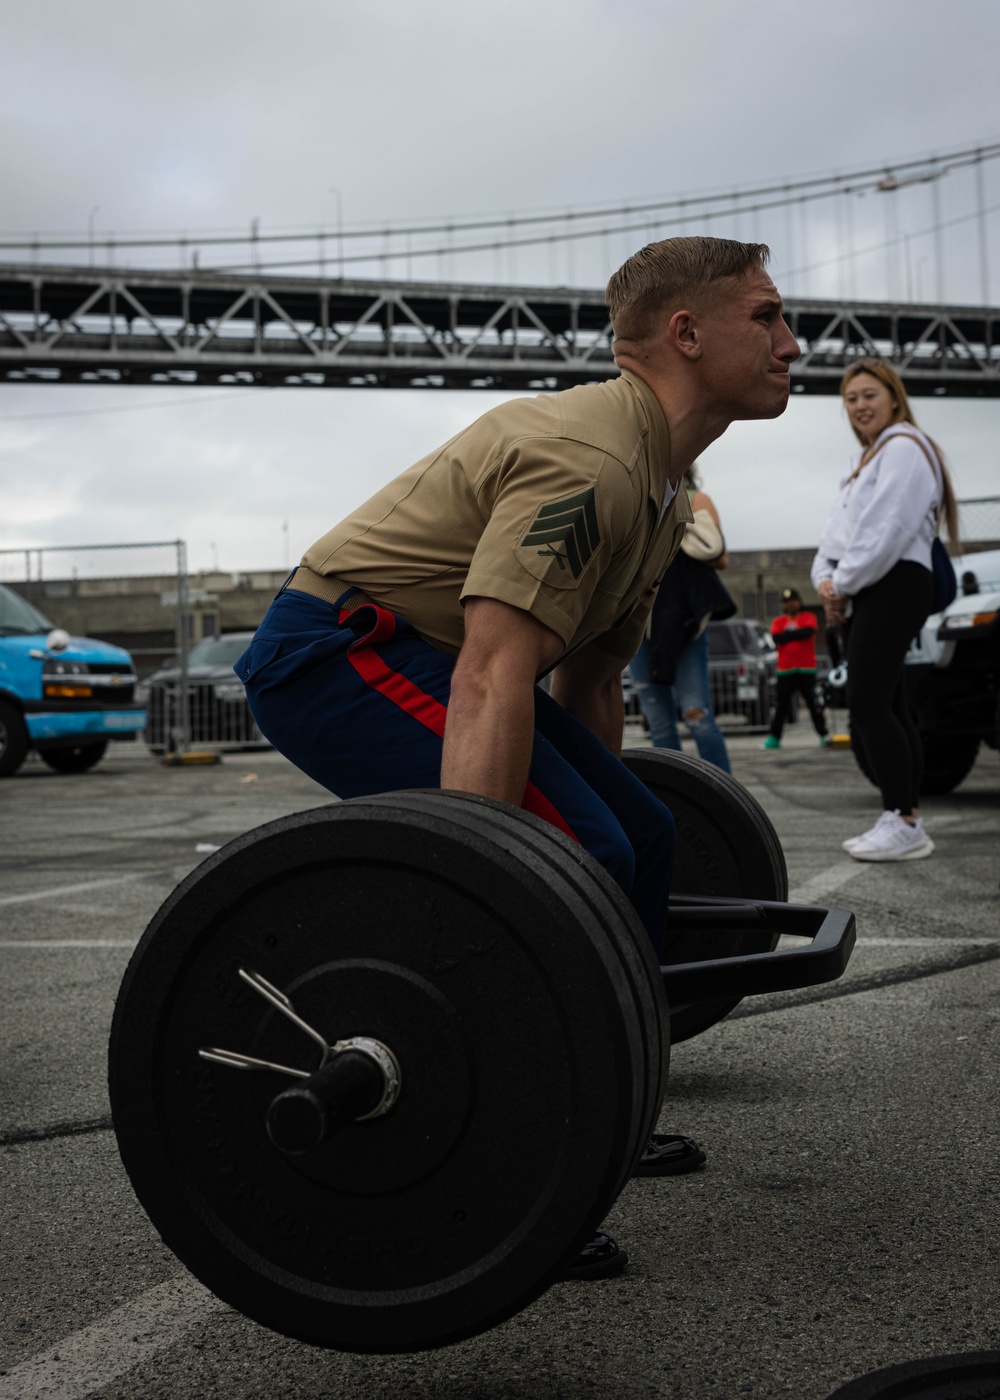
[629,633,731,774]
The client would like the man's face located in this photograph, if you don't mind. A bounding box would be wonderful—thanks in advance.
[783,597,801,616]
[696,269,800,420]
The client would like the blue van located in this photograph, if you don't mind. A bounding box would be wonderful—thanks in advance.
[0,581,145,776]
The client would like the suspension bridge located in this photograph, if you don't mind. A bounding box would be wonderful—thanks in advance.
[2,141,998,395]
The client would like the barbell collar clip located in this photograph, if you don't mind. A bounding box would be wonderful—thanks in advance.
[266,1039,402,1155]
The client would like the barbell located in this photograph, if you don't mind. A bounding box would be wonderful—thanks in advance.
[108,750,855,1353]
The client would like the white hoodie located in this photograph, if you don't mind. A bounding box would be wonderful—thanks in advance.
[810,424,944,598]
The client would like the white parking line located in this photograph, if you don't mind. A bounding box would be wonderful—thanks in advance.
[0,874,151,907]
[0,1276,226,1400]
[0,940,138,949]
[788,860,863,905]
[860,936,1000,947]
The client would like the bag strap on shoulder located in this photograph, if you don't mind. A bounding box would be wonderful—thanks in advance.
[853,429,944,529]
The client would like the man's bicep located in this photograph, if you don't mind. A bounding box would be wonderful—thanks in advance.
[550,641,628,692]
[586,593,652,665]
[459,596,565,679]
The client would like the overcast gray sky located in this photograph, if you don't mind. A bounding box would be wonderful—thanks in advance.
[2,0,999,575]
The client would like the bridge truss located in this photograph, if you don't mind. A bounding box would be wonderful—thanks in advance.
[1,264,998,396]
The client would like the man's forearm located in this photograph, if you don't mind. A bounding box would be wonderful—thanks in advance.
[440,672,537,803]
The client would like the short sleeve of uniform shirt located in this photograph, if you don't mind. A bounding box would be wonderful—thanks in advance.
[461,435,646,648]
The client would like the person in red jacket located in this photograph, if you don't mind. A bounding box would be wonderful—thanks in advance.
[761,588,829,748]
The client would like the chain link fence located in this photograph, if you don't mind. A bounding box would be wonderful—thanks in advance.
[958,497,1000,552]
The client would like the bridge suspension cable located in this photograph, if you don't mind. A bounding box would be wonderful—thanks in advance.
[1,140,998,272]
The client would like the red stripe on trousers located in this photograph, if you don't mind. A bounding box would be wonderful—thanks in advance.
[343,605,579,843]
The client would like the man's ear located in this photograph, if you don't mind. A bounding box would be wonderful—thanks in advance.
[667,309,702,361]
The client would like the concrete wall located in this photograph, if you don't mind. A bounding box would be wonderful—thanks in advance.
[15,534,996,674]
[722,547,818,621]
[11,570,288,676]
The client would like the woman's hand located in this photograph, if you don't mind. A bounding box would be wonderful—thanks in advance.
[818,578,848,625]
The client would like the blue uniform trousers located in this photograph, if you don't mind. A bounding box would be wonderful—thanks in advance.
[236,587,674,956]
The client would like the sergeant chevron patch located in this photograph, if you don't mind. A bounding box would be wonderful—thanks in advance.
[519,487,601,583]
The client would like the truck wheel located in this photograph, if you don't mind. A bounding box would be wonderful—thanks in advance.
[0,700,30,777]
[919,734,980,794]
[852,731,980,796]
[40,742,109,774]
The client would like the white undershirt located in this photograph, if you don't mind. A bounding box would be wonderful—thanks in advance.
[658,478,678,526]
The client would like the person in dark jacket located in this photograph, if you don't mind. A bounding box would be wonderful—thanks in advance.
[629,470,735,771]
[761,588,828,749]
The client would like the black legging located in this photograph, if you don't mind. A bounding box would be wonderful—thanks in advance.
[845,560,933,815]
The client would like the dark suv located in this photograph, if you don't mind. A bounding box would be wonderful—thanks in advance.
[136,632,268,754]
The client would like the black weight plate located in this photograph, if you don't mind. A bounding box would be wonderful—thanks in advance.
[401,789,668,1192]
[109,794,644,1353]
[824,1351,1000,1399]
[360,789,655,1206]
[621,748,787,1042]
[486,805,668,1183]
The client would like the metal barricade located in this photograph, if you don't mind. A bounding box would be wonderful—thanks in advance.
[144,672,267,754]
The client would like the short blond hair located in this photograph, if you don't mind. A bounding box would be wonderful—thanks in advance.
[606,236,770,342]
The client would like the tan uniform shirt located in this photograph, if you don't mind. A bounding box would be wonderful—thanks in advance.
[298,370,692,663]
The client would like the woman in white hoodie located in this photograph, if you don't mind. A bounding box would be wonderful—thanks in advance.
[811,359,958,862]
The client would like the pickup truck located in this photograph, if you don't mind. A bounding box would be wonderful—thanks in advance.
[0,581,145,777]
[903,547,1000,792]
[819,548,999,794]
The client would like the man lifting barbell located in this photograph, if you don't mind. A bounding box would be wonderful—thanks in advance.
[234,235,801,1279]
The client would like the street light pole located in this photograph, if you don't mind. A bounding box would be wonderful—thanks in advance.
[88,205,100,267]
[329,187,344,279]
[916,256,929,303]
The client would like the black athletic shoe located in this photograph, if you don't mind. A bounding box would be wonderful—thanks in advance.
[632,1133,707,1177]
[560,1232,628,1281]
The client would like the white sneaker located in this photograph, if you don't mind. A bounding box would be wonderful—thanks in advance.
[843,812,936,854]
[842,810,895,853]
[913,817,935,853]
[849,811,935,862]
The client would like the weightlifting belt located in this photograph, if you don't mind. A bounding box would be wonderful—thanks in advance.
[284,565,376,615]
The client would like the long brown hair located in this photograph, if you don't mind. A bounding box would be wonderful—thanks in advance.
[840,358,959,544]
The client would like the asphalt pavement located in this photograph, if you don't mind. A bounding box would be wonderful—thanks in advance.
[1,723,998,1399]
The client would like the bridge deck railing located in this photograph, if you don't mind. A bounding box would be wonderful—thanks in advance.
[2,265,998,394]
